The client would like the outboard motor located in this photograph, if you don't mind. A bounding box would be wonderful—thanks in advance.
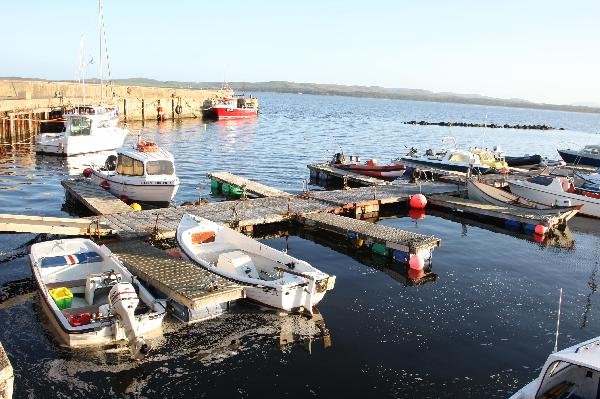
[108,282,149,360]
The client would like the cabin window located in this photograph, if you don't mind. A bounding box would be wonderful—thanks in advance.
[146,160,174,175]
[69,117,92,136]
[116,154,144,176]
[449,154,469,163]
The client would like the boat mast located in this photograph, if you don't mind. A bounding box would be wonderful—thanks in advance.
[553,288,563,352]
[80,35,86,106]
[99,0,103,102]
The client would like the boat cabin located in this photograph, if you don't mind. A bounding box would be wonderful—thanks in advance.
[62,105,119,136]
[110,145,175,178]
[581,145,600,155]
[533,339,600,399]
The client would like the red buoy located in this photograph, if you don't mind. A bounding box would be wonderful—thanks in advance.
[83,167,93,178]
[534,225,548,235]
[99,180,110,190]
[409,254,424,270]
[409,194,427,209]
[408,208,426,220]
[408,267,425,281]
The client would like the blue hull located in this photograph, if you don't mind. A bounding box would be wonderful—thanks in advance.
[558,150,600,167]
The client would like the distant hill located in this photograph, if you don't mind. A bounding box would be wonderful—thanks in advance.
[3,76,599,114]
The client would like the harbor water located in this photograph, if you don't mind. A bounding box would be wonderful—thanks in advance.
[1,93,600,398]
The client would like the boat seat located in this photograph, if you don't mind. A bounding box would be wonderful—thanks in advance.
[217,251,260,279]
[46,279,87,290]
[40,251,102,268]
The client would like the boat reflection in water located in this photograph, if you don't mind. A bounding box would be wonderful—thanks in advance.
[36,151,116,176]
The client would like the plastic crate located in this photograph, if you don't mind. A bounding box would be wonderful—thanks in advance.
[49,287,73,310]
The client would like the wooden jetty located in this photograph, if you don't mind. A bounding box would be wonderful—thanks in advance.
[300,212,440,256]
[308,163,392,186]
[0,342,13,399]
[428,194,570,228]
[107,239,244,323]
[207,172,290,197]
[0,214,113,236]
[62,179,133,215]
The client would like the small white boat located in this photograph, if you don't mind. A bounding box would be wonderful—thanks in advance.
[399,147,492,174]
[29,238,166,358]
[508,175,600,218]
[35,105,128,156]
[510,336,600,399]
[176,214,336,314]
[467,179,581,219]
[89,139,180,205]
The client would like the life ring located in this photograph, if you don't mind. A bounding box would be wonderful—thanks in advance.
[175,105,182,114]
[137,140,158,152]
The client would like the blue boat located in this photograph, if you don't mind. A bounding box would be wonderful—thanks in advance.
[558,144,600,167]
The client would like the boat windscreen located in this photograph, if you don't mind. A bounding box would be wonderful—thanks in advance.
[146,160,174,175]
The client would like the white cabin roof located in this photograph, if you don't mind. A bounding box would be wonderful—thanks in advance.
[548,337,600,371]
[118,144,174,163]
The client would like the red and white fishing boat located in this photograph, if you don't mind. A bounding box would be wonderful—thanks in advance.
[202,95,258,120]
[330,153,406,181]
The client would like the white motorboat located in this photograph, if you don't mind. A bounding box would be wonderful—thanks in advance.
[89,139,180,205]
[466,179,581,219]
[398,147,492,174]
[176,214,336,314]
[29,238,166,358]
[35,105,127,156]
[508,175,600,218]
[509,336,600,399]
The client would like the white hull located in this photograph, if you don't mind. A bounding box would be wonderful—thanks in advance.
[508,180,600,218]
[91,170,179,204]
[176,214,335,314]
[35,128,128,156]
[29,239,166,348]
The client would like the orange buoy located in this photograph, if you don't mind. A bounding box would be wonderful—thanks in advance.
[409,193,427,209]
[83,167,93,178]
[534,224,548,235]
[409,254,424,270]
[137,140,159,152]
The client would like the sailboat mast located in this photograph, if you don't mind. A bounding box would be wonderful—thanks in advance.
[99,0,103,102]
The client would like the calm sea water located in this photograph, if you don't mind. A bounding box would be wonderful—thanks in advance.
[1,93,600,398]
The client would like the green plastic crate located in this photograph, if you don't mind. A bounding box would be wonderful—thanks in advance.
[49,287,73,310]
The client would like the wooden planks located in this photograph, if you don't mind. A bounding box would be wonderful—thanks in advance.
[207,172,290,197]
[0,341,13,399]
[0,213,113,236]
[61,178,133,215]
[308,163,391,186]
[300,212,441,254]
[428,194,566,227]
[107,240,244,310]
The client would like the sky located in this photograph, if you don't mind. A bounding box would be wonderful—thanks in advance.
[2,0,599,105]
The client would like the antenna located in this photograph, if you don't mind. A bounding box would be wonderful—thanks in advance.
[553,288,563,353]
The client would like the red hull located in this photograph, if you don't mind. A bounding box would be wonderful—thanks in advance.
[333,164,406,181]
[204,106,258,119]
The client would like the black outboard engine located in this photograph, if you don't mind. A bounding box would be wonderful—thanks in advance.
[105,155,117,171]
[332,152,344,164]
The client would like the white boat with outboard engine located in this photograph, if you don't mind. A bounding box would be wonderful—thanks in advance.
[509,336,600,399]
[176,214,336,315]
[466,178,581,219]
[88,139,179,205]
[35,105,127,156]
[508,175,600,218]
[29,238,166,358]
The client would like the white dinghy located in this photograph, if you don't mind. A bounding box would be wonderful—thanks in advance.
[29,238,166,358]
[176,214,336,314]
